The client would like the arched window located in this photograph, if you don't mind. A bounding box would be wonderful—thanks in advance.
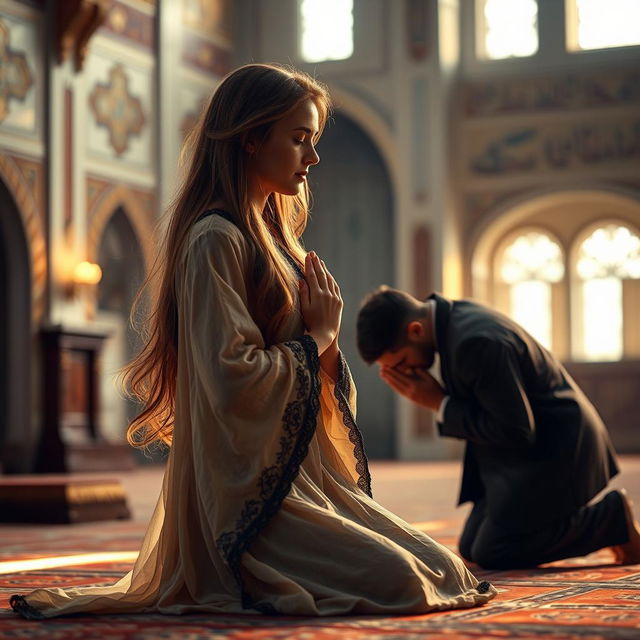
[497,230,564,350]
[573,223,640,361]
[473,191,640,364]
[299,0,354,63]
[476,0,539,60]
[566,0,640,51]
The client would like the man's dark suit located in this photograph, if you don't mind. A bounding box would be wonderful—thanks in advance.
[430,293,627,568]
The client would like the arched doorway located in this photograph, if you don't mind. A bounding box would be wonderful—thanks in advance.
[305,112,395,458]
[96,207,148,460]
[0,179,32,473]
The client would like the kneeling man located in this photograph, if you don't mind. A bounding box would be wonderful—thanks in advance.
[356,287,640,569]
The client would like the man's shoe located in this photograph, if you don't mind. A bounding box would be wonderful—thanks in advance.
[612,488,640,565]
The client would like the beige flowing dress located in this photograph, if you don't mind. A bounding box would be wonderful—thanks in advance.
[10,212,496,619]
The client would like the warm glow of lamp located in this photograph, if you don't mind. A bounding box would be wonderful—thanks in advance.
[73,261,103,286]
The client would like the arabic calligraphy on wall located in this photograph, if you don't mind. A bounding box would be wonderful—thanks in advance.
[468,118,640,177]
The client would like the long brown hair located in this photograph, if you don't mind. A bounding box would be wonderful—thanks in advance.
[122,63,331,448]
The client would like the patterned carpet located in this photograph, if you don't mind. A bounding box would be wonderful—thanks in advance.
[1,460,640,639]
[1,528,639,638]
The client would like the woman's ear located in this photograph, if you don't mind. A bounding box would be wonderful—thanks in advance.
[245,141,256,154]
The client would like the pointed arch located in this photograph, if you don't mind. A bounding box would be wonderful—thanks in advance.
[0,153,47,325]
[86,183,155,274]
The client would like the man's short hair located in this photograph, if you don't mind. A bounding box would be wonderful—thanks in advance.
[356,286,422,364]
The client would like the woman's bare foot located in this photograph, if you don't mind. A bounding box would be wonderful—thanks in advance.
[612,489,640,564]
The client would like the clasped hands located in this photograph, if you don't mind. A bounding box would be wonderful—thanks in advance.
[379,365,445,412]
[299,251,343,355]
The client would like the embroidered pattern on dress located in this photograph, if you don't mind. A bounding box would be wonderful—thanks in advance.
[216,334,321,613]
[334,352,372,497]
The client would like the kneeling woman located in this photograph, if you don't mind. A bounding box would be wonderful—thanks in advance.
[11,64,495,619]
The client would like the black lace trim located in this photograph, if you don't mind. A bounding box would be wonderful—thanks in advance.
[215,334,321,613]
[477,580,493,594]
[196,208,235,225]
[280,249,305,280]
[334,352,372,497]
[10,595,45,619]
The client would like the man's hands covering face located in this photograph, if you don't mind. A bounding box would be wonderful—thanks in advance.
[379,366,445,412]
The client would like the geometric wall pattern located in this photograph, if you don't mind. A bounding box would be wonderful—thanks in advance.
[88,63,145,157]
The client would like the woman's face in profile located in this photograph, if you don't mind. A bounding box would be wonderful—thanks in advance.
[249,98,321,197]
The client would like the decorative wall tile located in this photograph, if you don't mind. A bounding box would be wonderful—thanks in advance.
[99,0,155,51]
[89,63,145,156]
[0,12,39,135]
[86,51,152,166]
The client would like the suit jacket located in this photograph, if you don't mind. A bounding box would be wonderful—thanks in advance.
[430,293,619,529]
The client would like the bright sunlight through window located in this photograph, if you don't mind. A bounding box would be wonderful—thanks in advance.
[300,0,354,63]
[576,224,640,361]
[500,231,564,350]
[478,0,539,60]
[568,0,640,51]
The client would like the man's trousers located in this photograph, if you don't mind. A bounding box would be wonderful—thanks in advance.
[459,489,629,569]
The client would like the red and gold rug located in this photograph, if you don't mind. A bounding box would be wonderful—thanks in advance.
[1,524,638,639]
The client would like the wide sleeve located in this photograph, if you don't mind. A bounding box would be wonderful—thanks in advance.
[317,352,372,496]
[176,219,321,607]
[438,337,536,448]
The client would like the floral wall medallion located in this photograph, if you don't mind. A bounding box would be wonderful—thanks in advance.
[0,18,34,123]
[88,63,145,156]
